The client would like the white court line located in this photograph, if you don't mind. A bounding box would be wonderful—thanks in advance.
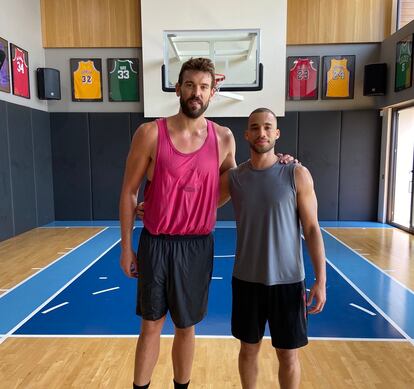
[304,230,411,344]
[384,269,397,272]
[31,268,43,270]
[0,230,118,345]
[7,334,409,342]
[0,289,9,292]
[0,228,108,301]
[214,255,235,258]
[41,302,69,314]
[322,228,414,295]
[349,303,376,316]
[212,277,223,280]
[92,286,120,295]
[322,252,413,345]
[359,253,371,256]
[99,277,108,280]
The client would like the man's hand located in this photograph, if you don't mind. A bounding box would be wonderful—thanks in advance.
[306,280,326,314]
[120,248,139,278]
[277,153,299,164]
[136,202,144,219]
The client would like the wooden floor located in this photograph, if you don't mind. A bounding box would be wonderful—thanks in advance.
[0,227,103,295]
[0,227,413,388]
[325,227,414,290]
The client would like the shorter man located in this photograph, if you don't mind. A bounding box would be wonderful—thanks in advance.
[220,108,326,389]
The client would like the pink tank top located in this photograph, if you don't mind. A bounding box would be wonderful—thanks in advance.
[143,118,219,235]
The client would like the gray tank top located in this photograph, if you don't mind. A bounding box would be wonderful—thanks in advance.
[228,161,305,285]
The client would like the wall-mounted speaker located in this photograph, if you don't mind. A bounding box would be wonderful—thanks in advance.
[36,68,61,100]
[363,63,387,96]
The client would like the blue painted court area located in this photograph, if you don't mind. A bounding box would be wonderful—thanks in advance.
[5,226,410,341]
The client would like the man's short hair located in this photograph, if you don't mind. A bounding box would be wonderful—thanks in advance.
[178,57,216,88]
[249,107,277,122]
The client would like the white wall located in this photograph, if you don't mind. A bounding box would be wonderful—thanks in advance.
[141,0,287,118]
[0,0,47,111]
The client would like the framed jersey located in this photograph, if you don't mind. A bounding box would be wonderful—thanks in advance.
[107,58,139,102]
[10,43,30,99]
[395,34,413,92]
[322,55,355,99]
[286,56,319,100]
[70,58,103,102]
[0,37,10,93]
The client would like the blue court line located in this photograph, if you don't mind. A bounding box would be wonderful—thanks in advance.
[321,229,414,341]
[0,228,121,336]
[42,220,390,228]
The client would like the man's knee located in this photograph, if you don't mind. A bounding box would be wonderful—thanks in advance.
[240,341,261,360]
[276,348,299,368]
[174,325,195,339]
[140,317,166,337]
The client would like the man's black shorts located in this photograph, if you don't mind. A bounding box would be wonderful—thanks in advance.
[231,277,308,349]
[136,228,214,328]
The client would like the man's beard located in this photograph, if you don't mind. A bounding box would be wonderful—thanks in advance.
[180,96,209,119]
[249,139,276,154]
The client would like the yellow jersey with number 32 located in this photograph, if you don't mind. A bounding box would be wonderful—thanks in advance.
[73,60,102,99]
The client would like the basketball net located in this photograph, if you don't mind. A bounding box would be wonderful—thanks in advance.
[213,73,244,101]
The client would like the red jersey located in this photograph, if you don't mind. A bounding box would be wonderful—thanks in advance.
[143,118,219,235]
[288,58,317,99]
[12,48,29,98]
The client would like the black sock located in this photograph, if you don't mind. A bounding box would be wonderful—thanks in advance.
[173,379,190,389]
[133,382,150,389]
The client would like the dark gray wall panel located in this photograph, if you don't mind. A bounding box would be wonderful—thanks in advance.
[0,101,14,240]
[277,112,298,157]
[89,113,131,219]
[51,113,92,220]
[8,104,37,234]
[339,110,381,220]
[32,110,54,225]
[298,111,341,220]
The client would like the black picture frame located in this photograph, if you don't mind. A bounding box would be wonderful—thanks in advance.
[107,58,140,102]
[10,43,30,99]
[286,56,319,100]
[70,58,103,102]
[394,34,413,92]
[0,36,10,93]
[322,55,355,99]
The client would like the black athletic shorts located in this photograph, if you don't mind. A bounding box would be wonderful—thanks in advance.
[231,277,308,349]
[136,228,214,328]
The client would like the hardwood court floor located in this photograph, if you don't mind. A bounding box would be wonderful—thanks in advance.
[0,227,103,295]
[1,337,413,388]
[0,226,413,388]
[325,227,414,290]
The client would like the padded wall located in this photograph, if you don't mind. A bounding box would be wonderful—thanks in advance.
[50,110,382,221]
[0,102,54,240]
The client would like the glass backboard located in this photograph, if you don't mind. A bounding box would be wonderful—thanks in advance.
[162,29,263,92]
